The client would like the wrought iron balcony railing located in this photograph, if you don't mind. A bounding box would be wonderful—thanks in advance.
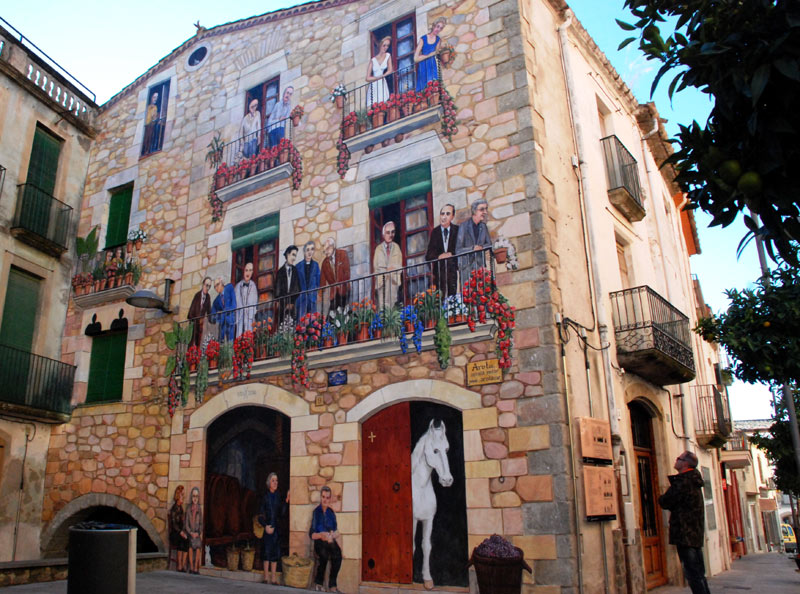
[179,249,498,377]
[609,285,695,385]
[600,135,645,222]
[726,432,749,451]
[692,384,732,448]
[10,183,72,257]
[338,57,448,152]
[211,117,296,202]
[0,343,75,423]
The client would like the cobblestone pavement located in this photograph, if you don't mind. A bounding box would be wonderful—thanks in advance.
[653,551,799,594]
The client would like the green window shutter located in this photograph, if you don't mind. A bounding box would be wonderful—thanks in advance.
[86,332,127,403]
[231,212,279,251]
[105,187,133,248]
[26,126,62,195]
[0,268,40,352]
[369,161,431,209]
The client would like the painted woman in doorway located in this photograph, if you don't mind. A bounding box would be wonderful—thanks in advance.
[414,18,446,92]
[366,36,393,107]
[184,487,203,574]
[257,472,289,585]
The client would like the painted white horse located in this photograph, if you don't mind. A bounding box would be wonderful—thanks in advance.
[412,419,453,590]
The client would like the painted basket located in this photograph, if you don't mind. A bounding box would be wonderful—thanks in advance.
[282,552,313,588]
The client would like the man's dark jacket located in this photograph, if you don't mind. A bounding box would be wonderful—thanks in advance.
[658,468,705,548]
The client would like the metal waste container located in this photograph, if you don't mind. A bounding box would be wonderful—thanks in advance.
[68,522,136,594]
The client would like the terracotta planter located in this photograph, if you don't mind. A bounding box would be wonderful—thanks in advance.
[126,272,133,285]
[335,95,344,109]
[127,241,134,252]
[249,163,258,177]
[402,106,413,117]
[135,239,143,250]
[387,106,399,122]
[406,321,415,333]
[190,362,197,372]
[292,115,301,127]
[93,280,100,292]
[373,329,382,339]
[343,124,355,139]
[428,92,440,106]
[494,247,508,263]
[209,359,217,370]
[371,112,385,128]
[323,337,334,348]
[415,102,426,113]
[279,149,289,164]
[99,278,107,291]
[449,314,466,324]
[425,318,435,330]
[337,333,348,346]
[439,50,452,67]
[357,324,370,342]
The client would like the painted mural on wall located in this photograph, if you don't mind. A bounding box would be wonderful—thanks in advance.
[362,401,467,588]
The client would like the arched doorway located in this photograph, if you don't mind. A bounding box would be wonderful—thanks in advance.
[204,406,289,569]
[362,401,468,588]
[628,400,667,589]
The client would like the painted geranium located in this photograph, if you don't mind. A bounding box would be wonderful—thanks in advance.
[292,312,323,388]
[462,267,516,370]
[233,330,255,380]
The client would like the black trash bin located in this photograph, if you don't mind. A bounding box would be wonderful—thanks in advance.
[68,522,137,594]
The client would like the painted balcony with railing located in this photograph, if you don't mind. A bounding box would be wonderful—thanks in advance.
[337,57,454,154]
[176,249,501,384]
[71,244,142,309]
[600,135,645,222]
[692,384,732,448]
[721,432,752,468]
[10,183,72,257]
[609,285,696,385]
[0,17,97,134]
[0,343,75,423]
[140,117,166,158]
[212,117,299,203]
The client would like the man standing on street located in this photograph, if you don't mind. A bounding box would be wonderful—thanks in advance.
[658,451,710,594]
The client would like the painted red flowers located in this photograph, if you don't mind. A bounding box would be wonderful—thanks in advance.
[462,267,516,369]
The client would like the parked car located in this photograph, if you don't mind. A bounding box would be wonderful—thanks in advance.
[781,523,796,554]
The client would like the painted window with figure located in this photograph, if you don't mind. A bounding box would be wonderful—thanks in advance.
[244,76,280,151]
[141,80,169,157]
[371,13,416,94]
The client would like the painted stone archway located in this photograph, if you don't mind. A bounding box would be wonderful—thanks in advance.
[41,492,165,556]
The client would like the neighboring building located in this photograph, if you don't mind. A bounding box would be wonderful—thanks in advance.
[30,1,735,592]
[721,420,785,556]
[0,19,96,561]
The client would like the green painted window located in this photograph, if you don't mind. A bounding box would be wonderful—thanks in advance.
[105,186,133,249]
[0,267,40,352]
[86,332,127,403]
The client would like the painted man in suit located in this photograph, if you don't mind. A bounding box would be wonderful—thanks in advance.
[235,262,258,338]
[320,237,350,314]
[455,198,492,284]
[211,276,236,343]
[373,221,403,309]
[188,276,212,347]
[296,241,321,319]
[274,245,300,324]
[425,203,459,298]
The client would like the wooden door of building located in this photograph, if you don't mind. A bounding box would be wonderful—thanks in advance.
[629,401,667,589]
[362,402,413,583]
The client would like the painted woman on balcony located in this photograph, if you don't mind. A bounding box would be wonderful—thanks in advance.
[366,36,393,107]
[414,18,446,92]
[239,98,261,158]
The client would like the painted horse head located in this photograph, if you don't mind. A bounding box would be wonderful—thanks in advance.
[424,419,453,487]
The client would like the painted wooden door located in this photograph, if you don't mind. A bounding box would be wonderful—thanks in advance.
[362,402,413,583]
[629,402,667,589]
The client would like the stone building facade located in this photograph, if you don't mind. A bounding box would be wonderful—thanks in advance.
[37,1,733,592]
[0,22,96,564]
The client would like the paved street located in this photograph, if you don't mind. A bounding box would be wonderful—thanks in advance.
[653,551,799,594]
[4,551,798,593]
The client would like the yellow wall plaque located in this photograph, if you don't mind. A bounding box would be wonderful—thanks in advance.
[466,359,503,386]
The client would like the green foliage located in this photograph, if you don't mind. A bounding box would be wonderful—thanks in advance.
[619,0,800,262]
[750,391,800,497]
[695,266,800,386]
[218,341,234,374]
[205,132,224,168]
[379,305,402,339]
[433,316,452,369]
[76,226,99,259]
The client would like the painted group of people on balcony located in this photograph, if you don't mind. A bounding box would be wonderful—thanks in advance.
[238,86,294,159]
[363,18,446,109]
[189,198,491,345]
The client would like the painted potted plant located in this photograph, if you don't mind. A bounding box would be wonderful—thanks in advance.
[492,235,519,270]
[469,534,531,594]
[355,109,369,134]
[204,338,220,370]
[341,112,357,139]
[330,83,347,109]
[437,40,455,67]
[128,228,147,250]
[367,101,387,128]
[290,104,304,127]
[215,162,230,189]
[195,349,209,402]
[92,262,105,292]
[413,286,442,329]
[352,298,376,342]
[378,304,402,339]
[399,305,423,354]
[445,294,468,324]
[386,94,401,123]
[433,316,452,369]
[424,79,442,106]
[185,345,201,372]
[205,131,225,170]
[218,340,234,382]
[328,306,353,345]
[462,268,516,370]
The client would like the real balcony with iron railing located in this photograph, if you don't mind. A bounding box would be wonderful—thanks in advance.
[211,117,297,203]
[338,58,449,153]
[0,343,75,423]
[10,183,72,257]
[600,135,645,222]
[179,249,498,382]
[609,285,696,385]
[692,384,732,448]
[721,431,753,468]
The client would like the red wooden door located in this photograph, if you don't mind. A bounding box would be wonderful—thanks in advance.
[362,402,413,583]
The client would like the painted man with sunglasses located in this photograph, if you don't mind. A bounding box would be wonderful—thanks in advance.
[658,451,710,594]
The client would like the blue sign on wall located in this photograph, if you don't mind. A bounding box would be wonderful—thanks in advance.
[328,370,347,386]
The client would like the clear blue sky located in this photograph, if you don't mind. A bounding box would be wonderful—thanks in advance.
[1,0,774,418]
